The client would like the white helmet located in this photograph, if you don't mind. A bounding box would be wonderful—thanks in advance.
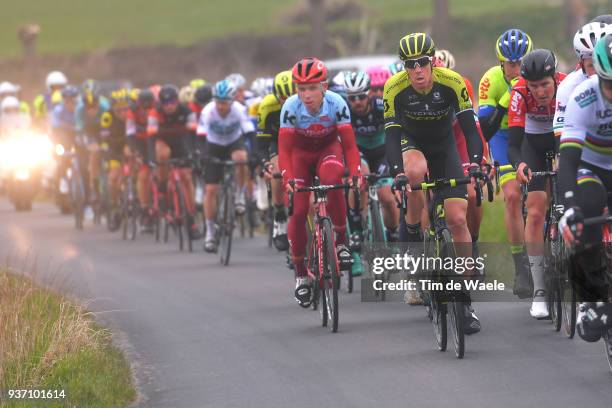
[435,49,456,69]
[573,22,612,59]
[250,77,273,97]
[45,71,68,90]
[0,81,20,97]
[343,71,370,95]
[1,96,20,112]
[226,73,247,89]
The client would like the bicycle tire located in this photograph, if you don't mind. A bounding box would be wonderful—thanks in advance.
[321,218,339,332]
[547,227,563,331]
[176,180,193,252]
[561,259,577,338]
[424,230,447,350]
[169,180,184,252]
[305,220,319,311]
[604,328,612,373]
[219,186,235,266]
[127,179,138,241]
[440,227,464,359]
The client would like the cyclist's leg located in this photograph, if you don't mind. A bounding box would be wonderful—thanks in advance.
[367,145,399,240]
[492,130,529,276]
[317,142,348,245]
[155,138,171,191]
[134,138,150,208]
[401,135,428,242]
[572,166,611,340]
[203,142,227,247]
[288,149,316,277]
[269,154,289,250]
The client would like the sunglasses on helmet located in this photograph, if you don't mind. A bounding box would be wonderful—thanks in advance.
[404,56,432,69]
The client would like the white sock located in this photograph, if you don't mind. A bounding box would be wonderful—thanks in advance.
[206,220,215,239]
[528,255,545,296]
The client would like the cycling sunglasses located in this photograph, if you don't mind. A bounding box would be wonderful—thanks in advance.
[348,94,368,102]
[404,56,432,69]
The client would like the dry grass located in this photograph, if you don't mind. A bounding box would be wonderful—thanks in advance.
[0,268,135,407]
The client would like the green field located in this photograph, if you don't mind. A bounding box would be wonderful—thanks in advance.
[0,0,586,58]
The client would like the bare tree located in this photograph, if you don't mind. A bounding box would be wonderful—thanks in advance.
[431,0,450,46]
[310,0,326,55]
[564,0,588,39]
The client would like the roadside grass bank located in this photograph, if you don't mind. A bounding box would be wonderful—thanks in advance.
[0,269,136,408]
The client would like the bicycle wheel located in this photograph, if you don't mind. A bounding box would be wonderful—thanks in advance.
[176,180,193,252]
[219,187,235,266]
[440,228,464,359]
[424,232,447,351]
[448,298,465,359]
[604,328,612,373]
[126,179,138,241]
[561,259,577,338]
[547,228,563,331]
[321,218,339,332]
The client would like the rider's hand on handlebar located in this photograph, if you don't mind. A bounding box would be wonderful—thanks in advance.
[559,206,584,246]
[392,173,409,203]
[516,162,531,185]
[263,162,274,181]
[285,179,295,194]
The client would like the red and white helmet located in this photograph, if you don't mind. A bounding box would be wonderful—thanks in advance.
[292,57,327,84]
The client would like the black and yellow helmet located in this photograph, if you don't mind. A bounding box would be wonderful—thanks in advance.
[398,33,436,61]
[273,70,295,100]
[110,88,130,108]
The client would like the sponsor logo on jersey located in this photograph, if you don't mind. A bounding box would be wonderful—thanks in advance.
[296,124,335,138]
[597,122,612,136]
[432,91,442,103]
[479,78,491,100]
[596,109,612,120]
[574,88,597,108]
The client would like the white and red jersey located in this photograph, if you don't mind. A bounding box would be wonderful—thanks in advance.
[508,73,567,134]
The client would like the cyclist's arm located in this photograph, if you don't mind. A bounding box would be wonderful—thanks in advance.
[557,90,591,208]
[506,89,526,168]
[278,127,294,182]
[383,77,405,177]
[338,123,361,177]
[478,104,507,142]
[452,76,483,164]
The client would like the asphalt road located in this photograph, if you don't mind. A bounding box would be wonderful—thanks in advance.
[1,199,611,408]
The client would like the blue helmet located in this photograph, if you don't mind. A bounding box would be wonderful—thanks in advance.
[61,85,79,98]
[213,79,237,101]
[496,29,533,62]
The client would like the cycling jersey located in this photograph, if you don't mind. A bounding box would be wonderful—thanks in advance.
[188,101,206,121]
[196,101,254,147]
[553,69,589,138]
[148,103,197,160]
[255,93,282,161]
[278,90,360,180]
[478,66,511,130]
[560,75,612,173]
[75,97,111,141]
[507,73,566,191]
[100,110,127,160]
[351,97,385,150]
[383,67,482,177]
[559,75,612,245]
[51,103,77,145]
[126,106,149,140]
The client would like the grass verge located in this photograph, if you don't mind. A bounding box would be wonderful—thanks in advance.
[0,269,136,408]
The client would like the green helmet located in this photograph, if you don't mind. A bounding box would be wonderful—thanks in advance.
[593,34,612,80]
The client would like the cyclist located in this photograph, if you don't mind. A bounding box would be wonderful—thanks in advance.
[507,49,567,319]
[226,73,250,106]
[33,71,67,129]
[554,22,611,139]
[478,29,533,298]
[75,80,110,219]
[384,33,483,333]
[434,49,490,272]
[0,82,30,115]
[189,84,213,122]
[50,85,86,206]
[197,79,254,253]
[147,84,201,239]
[126,89,156,232]
[255,70,296,251]
[558,34,612,342]
[279,57,361,307]
[366,66,391,98]
[343,70,399,276]
[100,89,132,230]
